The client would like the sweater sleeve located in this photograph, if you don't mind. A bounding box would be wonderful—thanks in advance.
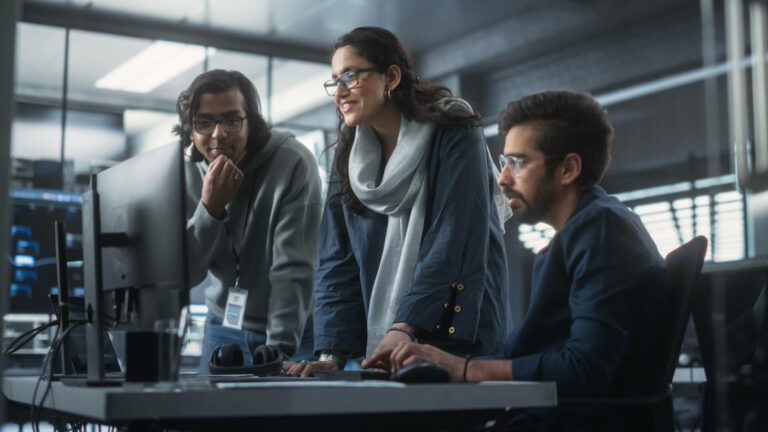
[265,153,323,357]
[394,126,493,344]
[186,197,229,287]
[312,181,368,358]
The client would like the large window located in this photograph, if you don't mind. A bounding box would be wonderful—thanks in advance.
[12,23,334,191]
[270,58,331,125]
[517,175,746,262]
[8,22,335,320]
[13,23,66,184]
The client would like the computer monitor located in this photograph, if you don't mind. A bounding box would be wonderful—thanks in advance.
[8,188,84,313]
[81,142,189,381]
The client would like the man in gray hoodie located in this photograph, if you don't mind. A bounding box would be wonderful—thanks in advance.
[173,69,322,372]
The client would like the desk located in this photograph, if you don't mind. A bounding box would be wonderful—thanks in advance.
[3,376,557,431]
[702,257,768,274]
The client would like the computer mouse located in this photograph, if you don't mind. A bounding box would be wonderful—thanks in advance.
[389,361,450,383]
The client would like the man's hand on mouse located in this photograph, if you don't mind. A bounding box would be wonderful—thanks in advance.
[201,154,244,219]
[362,341,465,382]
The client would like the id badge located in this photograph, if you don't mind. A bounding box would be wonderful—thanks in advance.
[223,281,248,330]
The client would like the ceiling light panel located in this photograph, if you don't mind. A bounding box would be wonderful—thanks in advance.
[95,41,214,93]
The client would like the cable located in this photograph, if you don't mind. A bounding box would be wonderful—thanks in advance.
[4,309,127,355]
[3,320,59,355]
[3,300,109,355]
[30,319,59,432]
[31,320,87,432]
[4,320,58,352]
[32,320,83,431]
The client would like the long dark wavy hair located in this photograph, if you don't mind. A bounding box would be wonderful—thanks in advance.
[173,69,271,162]
[330,26,481,213]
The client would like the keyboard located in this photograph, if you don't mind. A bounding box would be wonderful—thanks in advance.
[313,370,391,381]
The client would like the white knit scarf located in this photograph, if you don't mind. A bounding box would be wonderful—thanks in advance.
[349,114,433,355]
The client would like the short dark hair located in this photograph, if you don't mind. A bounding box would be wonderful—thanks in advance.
[173,69,271,162]
[498,90,613,186]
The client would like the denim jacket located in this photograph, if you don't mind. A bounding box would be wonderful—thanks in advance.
[313,125,509,359]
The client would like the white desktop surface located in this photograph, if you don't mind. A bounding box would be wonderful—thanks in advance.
[3,376,557,423]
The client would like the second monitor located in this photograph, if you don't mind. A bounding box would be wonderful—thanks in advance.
[81,141,189,382]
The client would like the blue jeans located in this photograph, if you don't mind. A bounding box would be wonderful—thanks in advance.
[199,313,316,374]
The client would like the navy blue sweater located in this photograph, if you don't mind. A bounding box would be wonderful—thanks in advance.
[504,186,669,396]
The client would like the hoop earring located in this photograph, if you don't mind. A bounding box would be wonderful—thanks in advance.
[387,89,391,99]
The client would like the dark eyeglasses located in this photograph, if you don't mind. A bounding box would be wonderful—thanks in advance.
[193,116,246,135]
[323,68,380,96]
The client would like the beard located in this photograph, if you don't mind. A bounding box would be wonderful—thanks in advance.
[508,178,556,225]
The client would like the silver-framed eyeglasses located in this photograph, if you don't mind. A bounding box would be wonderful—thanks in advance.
[323,67,380,96]
[193,116,246,135]
[498,154,564,177]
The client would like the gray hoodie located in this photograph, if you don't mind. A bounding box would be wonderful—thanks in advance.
[185,129,322,356]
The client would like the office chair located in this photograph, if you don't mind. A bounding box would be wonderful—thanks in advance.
[692,271,767,431]
[558,235,708,432]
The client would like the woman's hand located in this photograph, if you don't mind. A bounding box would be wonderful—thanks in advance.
[283,360,338,377]
[361,324,415,370]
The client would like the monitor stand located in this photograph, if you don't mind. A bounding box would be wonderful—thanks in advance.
[54,220,74,376]
[55,219,125,388]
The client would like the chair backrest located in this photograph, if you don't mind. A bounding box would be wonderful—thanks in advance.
[691,261,767,382]
[659,235,708,389]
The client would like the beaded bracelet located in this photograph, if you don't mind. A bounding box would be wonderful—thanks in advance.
[386,327,417,342]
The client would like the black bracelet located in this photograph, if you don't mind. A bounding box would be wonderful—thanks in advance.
[463,354,472,382]
[386,327,417,342]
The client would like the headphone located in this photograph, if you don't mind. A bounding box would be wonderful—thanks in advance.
[208,343,283,376]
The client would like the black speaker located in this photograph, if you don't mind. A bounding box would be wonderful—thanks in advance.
[208,343,283,376]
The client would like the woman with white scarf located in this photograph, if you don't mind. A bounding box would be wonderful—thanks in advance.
[288,26,511,377]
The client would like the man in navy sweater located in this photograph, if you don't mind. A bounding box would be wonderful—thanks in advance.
[364,90,669,426]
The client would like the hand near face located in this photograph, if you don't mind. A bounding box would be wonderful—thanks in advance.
[201,154,244,219]
[363,341,465,382]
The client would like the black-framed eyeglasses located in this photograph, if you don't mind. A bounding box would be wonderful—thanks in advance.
[498,154,565,177]
[323,68,380,96]
[193,116,246,135]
